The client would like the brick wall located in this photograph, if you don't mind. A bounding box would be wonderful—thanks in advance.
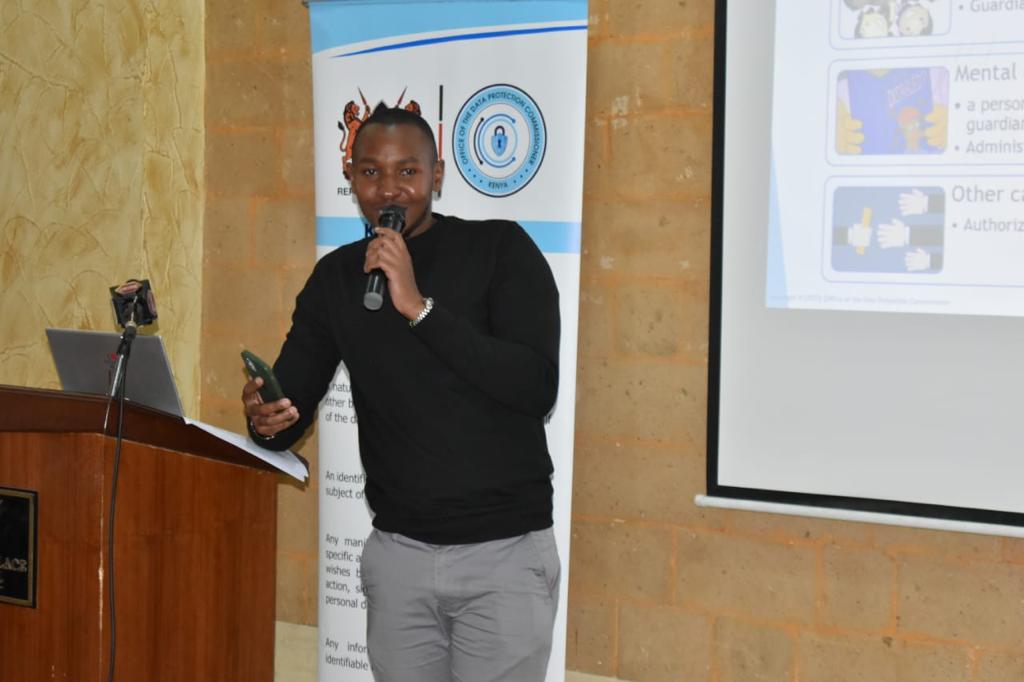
[201,0,320,626]
[568,2,1024,681]
[200,1,1024,680]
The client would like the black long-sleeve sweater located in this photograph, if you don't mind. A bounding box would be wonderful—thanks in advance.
[255,214,560,544]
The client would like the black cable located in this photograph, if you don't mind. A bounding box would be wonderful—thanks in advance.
[106,354,128,682]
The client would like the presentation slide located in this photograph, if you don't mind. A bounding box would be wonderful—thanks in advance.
[713,0,1024,525]
[768,1,1024,317]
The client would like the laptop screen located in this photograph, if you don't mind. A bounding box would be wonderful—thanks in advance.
[45,328,185,418]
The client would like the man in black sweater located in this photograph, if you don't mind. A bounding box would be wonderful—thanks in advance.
[242,105,561,681]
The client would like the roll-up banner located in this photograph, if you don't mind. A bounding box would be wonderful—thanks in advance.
[308,2,587,679]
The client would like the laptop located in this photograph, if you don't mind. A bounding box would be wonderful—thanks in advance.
[46,328,185,418]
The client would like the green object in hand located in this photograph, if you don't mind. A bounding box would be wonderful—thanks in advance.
[241,350,285,403]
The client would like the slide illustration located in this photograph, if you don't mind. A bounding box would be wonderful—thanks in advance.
[838,0,951,39]
[831,186,945,273]
[836,67,949,155]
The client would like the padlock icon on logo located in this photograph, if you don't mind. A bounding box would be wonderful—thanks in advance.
[491,125,508,155]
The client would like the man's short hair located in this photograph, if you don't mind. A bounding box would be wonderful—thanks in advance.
[352,102,438,162]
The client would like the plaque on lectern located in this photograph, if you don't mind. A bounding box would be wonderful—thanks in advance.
[0,487,37,608]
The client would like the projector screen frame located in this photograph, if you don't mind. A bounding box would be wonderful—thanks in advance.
[704,0,1024,535]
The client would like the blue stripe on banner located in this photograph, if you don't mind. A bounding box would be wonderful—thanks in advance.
[518,221,581,254]
[316,216,581,254]
[309,0,588,54]
[317,217,368,247]
[335,25,587,58]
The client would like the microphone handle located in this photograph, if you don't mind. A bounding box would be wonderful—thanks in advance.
[363,211,405,311]
[364,269,386,311]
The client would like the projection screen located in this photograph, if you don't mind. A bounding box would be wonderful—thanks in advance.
[704,0,1024,533]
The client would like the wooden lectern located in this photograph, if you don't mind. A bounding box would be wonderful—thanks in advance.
[0,385,281,681]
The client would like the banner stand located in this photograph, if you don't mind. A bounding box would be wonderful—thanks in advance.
[307,2,588,680]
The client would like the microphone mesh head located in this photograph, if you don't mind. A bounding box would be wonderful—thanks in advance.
[379,205,407,231]
[363,291,384,311]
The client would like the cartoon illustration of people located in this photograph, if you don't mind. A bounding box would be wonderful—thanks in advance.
[843,0,937,38]
[897,3,934,35]
[836,67,948,155]
[855,9,891,38]
[896,106,926,152]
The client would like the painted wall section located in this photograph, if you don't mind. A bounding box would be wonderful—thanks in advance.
[0,1,205,415]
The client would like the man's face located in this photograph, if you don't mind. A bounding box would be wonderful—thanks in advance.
[346,123,444,238]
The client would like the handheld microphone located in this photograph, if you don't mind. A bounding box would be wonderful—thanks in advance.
[363,207,406,311]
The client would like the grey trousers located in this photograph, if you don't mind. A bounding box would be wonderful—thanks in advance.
[360,527,560,682]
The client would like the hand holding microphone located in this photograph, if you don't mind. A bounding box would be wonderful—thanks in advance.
[364,207,406,310]
[363,206,427,320]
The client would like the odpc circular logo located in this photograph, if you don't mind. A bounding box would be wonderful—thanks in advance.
[452,84,547,198]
